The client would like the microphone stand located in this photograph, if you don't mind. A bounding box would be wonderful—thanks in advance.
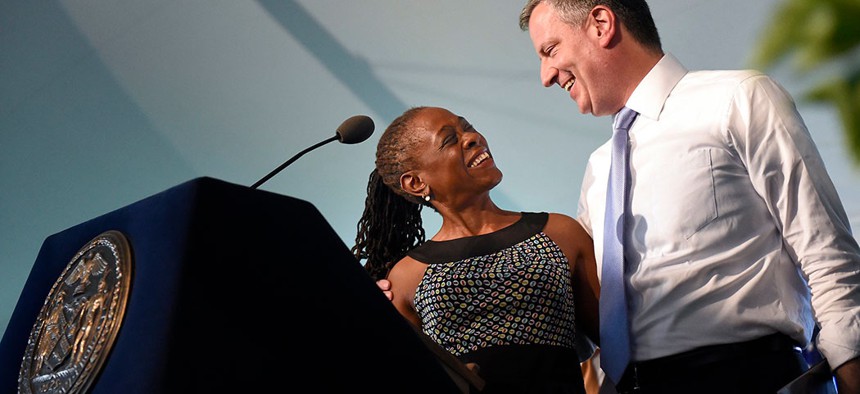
[250,135,338,189]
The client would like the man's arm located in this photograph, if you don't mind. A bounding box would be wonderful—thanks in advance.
[834,357,860,393]
[731,75,860,376]
[377,278,393,301]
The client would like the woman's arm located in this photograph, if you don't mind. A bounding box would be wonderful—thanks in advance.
[385,257,427,328]
[545,213,600,345]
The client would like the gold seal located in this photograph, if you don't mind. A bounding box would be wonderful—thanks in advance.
[18,230,133,394]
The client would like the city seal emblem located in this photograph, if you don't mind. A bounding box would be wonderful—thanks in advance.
[18,230,133,394]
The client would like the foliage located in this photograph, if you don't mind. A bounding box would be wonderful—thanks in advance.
[750,0,860,166]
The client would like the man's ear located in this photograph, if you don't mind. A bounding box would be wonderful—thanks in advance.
[400,171,427,199]
[588,6,616,47]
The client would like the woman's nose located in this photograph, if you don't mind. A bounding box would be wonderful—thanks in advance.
[461,132,481,149]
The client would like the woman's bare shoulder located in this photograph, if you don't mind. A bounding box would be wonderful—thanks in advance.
[543,212,593,254]
[386,255,428,296]
[544,212,587,236]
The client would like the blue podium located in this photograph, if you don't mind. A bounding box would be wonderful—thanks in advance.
[0,177,476,393]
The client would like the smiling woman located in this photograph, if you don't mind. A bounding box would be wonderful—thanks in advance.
[350,106,601,393]
[3,2,859,392]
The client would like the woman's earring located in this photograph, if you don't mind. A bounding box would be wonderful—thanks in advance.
[423,194,431,202]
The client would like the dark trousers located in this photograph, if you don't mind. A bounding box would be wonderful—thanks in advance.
[615,334,807,394]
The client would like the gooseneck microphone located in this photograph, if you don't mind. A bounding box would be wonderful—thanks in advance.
[250,115,375,189]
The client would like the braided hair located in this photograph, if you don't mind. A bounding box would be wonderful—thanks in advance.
[351,107,434,281]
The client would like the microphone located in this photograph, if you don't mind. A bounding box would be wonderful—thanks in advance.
[250,115,375,189]
[336,115,375,144]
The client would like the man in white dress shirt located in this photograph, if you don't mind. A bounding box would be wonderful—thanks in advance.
[518,0,860,393]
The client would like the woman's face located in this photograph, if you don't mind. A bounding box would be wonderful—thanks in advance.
[405,107,502,206]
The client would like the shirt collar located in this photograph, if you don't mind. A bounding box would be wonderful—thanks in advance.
[626,53,688,121]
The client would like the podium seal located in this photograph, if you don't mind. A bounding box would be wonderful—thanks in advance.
[18,230,133,394]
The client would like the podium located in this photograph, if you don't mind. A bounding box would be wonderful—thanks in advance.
[0,177,481,393]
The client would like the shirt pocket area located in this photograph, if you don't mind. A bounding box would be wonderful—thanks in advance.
[644,148,719,240]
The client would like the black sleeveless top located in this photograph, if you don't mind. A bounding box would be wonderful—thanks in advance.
[408,212,585,394]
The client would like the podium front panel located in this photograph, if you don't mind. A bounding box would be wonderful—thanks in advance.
[0,177,462,393]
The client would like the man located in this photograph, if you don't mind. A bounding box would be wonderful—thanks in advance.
[517,0,860,393]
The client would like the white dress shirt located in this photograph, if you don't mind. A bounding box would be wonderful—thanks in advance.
[577,53,860,368]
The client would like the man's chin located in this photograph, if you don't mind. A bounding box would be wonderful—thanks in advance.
[574,101,592,115]
[569,94,592,115]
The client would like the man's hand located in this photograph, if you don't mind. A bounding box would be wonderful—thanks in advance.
[376,278,393,301]
[834,357,860,393]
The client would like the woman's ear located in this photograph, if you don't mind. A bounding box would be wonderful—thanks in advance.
[400,171,427,199]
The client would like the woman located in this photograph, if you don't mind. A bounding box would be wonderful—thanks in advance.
[352,106,599,393]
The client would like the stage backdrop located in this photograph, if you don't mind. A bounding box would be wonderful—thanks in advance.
[2,0,859,338]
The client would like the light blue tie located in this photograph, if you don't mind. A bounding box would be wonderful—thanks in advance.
[600,106,638,385]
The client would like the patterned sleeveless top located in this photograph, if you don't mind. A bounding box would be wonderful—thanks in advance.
[408,212,577,358]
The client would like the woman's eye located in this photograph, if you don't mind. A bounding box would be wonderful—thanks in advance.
[441,134,457,149]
